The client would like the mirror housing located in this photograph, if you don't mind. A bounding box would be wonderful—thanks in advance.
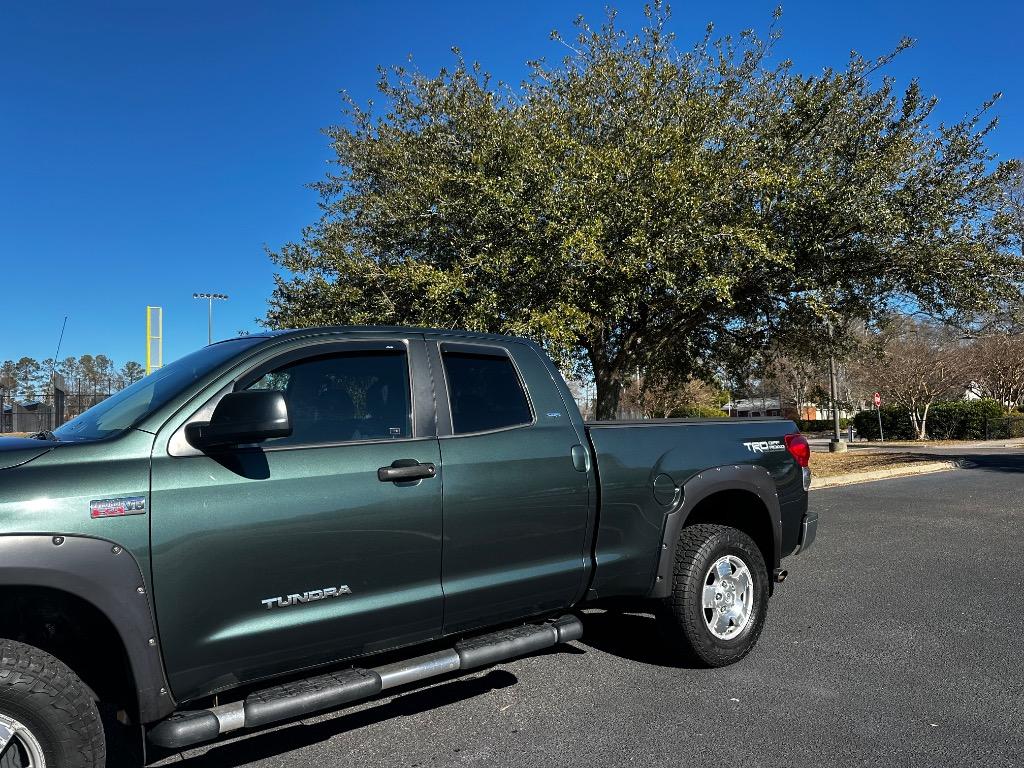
[185,390,291,449]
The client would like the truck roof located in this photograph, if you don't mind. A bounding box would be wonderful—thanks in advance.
[224,325,535,346]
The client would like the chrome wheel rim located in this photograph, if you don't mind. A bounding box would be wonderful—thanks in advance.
[0,714,46,768]
[702,554,754,640]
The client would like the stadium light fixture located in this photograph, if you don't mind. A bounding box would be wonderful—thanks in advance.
[192,293,229,345]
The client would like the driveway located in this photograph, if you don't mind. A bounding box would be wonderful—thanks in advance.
[150,452,1024,767]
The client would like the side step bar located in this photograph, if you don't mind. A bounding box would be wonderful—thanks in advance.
[148,614,582,750]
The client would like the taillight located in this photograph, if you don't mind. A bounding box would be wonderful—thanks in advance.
[785,433,812,491]
[784,433,810,468]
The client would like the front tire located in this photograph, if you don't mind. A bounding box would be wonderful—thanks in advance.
[0,639,105,768]
[657,524,769,667]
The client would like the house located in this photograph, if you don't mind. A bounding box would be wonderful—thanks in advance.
[722,397,853,420]
[722,397,784,418]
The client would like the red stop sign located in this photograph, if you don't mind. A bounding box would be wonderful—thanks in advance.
[873,392,881,407]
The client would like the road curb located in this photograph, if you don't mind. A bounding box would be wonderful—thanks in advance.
[810,460,962,490]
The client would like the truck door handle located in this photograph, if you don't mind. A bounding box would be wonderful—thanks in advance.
[377,461,437,483]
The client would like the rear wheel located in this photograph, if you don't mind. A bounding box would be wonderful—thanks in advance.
[658,524,769,666]
[0,640,105,768]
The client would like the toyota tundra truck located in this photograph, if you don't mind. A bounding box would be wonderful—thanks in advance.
[0,326,816,767]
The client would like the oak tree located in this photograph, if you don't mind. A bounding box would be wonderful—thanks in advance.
[266,4,1022,418]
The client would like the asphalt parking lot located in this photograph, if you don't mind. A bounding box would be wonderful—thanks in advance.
[149,450,1024,768]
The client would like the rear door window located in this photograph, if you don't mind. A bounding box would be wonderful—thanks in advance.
[441,349,532,434]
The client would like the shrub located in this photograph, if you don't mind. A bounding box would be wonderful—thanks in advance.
[852,399,1004,440]
[666,404,728,418]
[853,407,916,440]
[794,418,849,432]
[926,399,1005,439]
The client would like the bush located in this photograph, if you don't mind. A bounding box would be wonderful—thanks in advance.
[666,404,728,418]
[794,418,849,432]
[925,399,1005,440]
[852,399,1004,440]
[853,407,916,440]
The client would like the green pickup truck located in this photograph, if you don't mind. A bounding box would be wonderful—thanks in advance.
[0,326,816,767]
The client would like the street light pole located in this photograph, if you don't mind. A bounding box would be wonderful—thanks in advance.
[828,353,847,452]
[192,293,229,345]
[826,321,847,453]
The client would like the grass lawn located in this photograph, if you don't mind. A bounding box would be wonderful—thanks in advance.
[852,439,985,448]
[810,451,943,478]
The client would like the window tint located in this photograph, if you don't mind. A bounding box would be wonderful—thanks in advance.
[245,350,411,445]
[442,350,532,434]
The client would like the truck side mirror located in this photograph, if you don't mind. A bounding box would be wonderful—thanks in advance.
[185,390,292,449]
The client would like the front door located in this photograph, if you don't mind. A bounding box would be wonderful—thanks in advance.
[150,337,442,701]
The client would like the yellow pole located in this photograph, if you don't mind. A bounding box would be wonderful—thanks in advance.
[145,306,162,375]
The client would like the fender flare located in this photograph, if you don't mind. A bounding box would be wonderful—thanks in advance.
[0,534,176,723]
[648,464,782,599]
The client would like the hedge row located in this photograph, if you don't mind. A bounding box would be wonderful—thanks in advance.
[794,418,850,432]
[852,399,1006,440]
[665,405,729,418]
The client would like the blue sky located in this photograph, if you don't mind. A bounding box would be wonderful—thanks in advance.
[2,1,1022,367]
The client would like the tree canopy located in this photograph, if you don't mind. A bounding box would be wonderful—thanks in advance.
[266,4,1022,418]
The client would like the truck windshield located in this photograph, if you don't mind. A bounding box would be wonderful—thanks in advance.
[53,337,263,442]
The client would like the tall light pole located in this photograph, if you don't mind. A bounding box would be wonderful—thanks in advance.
[192,293,229,345]
[827,320,847,453]
[828,353,847,452]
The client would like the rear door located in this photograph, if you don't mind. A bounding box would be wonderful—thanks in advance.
[427,338,592,633]
[150,336,443,701]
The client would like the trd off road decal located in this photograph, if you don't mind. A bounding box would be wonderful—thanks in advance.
[742,440,786,454]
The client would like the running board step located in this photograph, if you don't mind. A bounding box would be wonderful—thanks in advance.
[148,614,582,750]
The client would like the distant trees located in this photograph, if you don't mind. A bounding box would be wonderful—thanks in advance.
[619,375,727,419]
[966,332,1024,412]
[850,319,972,440]
[0,354,145,408]
[121,361,145,385]
[0,362,15,399]
[13,358,41,403]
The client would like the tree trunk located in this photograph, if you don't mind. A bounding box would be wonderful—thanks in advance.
[908,402,921,439]
[593,363,624,421]
[918,402,932,440]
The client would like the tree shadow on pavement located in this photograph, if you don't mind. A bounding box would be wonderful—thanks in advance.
[956,452,1024,472]
[144,669,519,768]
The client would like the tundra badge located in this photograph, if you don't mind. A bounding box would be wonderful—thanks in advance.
[261,585,352,609]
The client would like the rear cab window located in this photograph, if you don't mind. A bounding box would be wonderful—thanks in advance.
[440,347,532,434]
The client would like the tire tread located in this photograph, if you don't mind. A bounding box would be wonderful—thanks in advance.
[0,638,105,768]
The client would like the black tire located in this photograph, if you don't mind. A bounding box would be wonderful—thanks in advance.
[0,639,105,768]
[657,523,769,667]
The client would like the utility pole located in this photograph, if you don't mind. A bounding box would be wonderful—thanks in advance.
[192,293,229,345]
[827,322,847,453]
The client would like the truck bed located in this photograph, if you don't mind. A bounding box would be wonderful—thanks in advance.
[584,417,807,597]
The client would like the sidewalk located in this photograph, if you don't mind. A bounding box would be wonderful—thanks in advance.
[808,437,1024,454]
